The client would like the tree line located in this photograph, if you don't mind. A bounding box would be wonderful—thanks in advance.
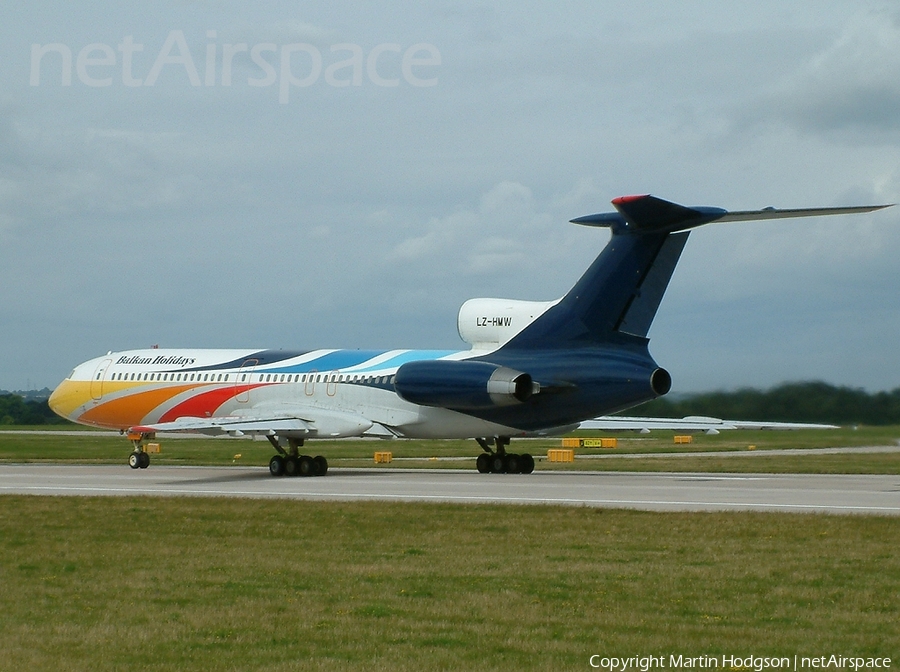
[2,381,900,426]
[631,381,900,426]
[0,394,68,425]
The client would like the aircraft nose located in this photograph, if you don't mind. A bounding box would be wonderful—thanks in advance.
[48,382,67,419]
[48,379,87,421]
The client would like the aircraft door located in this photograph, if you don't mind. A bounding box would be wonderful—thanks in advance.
[90,359,112,401]
[235,359,258,403]
[326,371,338,397]
[305,370,317,396]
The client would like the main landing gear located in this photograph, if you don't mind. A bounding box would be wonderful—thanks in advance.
[266,436,328,477]
[475,436,535,474]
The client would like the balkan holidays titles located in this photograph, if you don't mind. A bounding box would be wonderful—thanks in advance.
[589,656,892,672]
[115,354,196,367]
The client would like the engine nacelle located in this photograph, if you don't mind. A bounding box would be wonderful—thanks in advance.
[457,298,559,348]
[394,359,536,409]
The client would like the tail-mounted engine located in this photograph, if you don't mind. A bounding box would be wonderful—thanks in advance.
[394,359,537,409]
[457,298,559,349]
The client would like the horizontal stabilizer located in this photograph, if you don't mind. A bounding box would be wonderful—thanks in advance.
[715,204,891,222]
[571,195,892,235]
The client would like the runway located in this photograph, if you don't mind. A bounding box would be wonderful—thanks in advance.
[1,464,899,514]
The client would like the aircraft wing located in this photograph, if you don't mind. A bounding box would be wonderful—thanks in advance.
[580,416,838,434]
[132,406,374,438]
[713,419,839,430]
[131,416,313,438]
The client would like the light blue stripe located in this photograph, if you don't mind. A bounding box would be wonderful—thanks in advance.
[347,350,460,373]
[262,350,389,374]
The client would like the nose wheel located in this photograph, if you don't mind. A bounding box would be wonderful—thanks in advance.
[128,432,153,469]
[128,450,150,469]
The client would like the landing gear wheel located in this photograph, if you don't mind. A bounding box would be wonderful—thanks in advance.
[313,455,328,476]
[128,452,141,470]
[284,456,300,477]
[490,455,506,474]
[520,453,535,474]
[504,453,520,474]
[138,452,150,469]
[298,455,315,477]
[474,437,534,474]
[269,455,286,477]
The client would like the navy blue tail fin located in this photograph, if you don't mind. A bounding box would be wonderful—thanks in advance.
[504,228,687,348]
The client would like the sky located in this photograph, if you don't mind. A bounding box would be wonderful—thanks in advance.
[1,1,899,393]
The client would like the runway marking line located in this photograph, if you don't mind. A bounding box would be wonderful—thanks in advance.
[1,484,899,513]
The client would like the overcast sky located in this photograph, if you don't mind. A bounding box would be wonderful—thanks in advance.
[2,1,899,393]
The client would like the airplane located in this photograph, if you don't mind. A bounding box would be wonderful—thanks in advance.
[48,195,889,476]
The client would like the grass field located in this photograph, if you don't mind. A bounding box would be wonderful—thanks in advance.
[2,425,899,473]
[1,496,897,671]
[1,429,898,669]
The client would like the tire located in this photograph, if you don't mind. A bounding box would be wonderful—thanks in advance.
[476,453,491,474]
[490,455,506,474]
[520,453,535,474]
[284,456,299,477]
[269,455,286,477]
[504,453,520,474]
[313,455,328,476]
[138,452,150,469]
[298,455,315,477]
[128,452,141,469]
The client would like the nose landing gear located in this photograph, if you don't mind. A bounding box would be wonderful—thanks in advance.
[127,432,153,469]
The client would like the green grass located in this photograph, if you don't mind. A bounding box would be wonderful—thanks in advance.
[569,425,900,453]
[2,426,899,473]
[562,453,900,474]
[0,496,897,671]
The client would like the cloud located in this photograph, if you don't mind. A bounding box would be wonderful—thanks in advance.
[3,1,900,392]
[741,10,900,142]
[388,181,534,269]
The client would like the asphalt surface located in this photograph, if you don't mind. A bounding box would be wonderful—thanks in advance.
[1,464,899,514]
